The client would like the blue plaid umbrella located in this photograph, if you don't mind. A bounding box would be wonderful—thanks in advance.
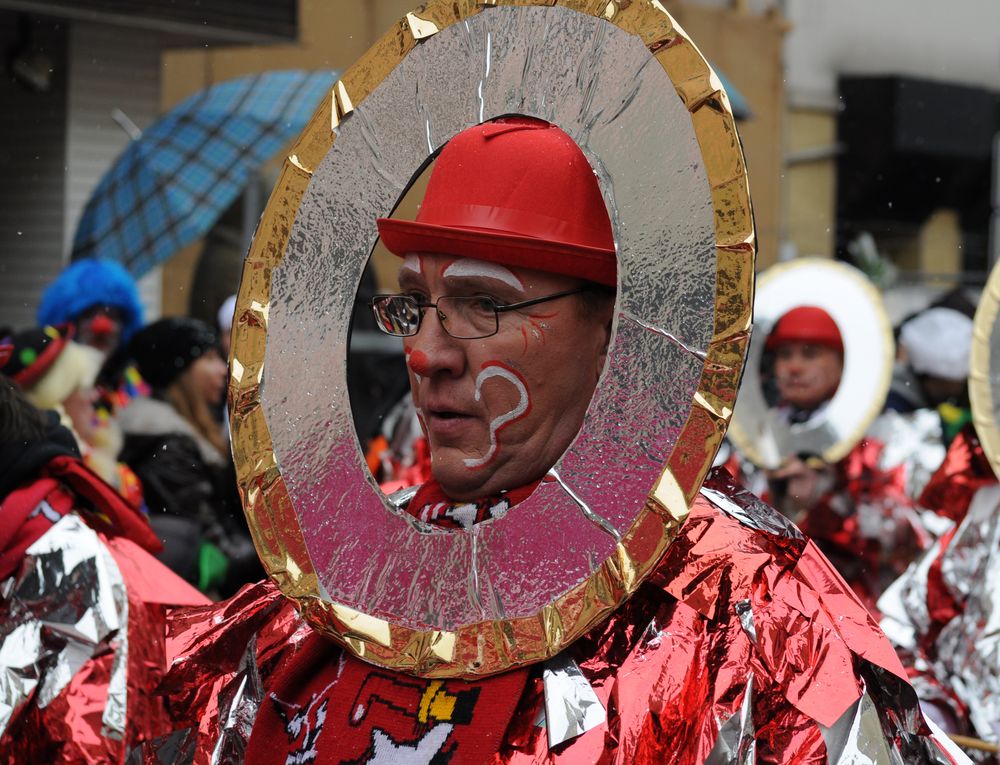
[72,69,337,276]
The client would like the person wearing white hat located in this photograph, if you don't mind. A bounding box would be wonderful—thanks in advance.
[887,307,974,444]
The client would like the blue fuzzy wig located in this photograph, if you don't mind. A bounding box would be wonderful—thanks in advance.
[37,259,144,341]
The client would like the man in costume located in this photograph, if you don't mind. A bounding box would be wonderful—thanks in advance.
[761,305,845,518]
[0,346,209,762]
[134,118,968,764]
[767,305,844,424]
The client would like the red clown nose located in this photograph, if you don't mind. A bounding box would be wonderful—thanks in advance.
[377,117,617,287]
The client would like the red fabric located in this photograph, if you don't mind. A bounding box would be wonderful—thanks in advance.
[765,306,843,352]
[918,422,996,523]
[377,118,617,287]
[796,438,921,611]
[246,632,528,765]
[0,455,161,580]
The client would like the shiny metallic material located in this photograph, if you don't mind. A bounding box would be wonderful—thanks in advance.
[868,409,947,499]
[932,485,1000,744]
[818,687,894,764]
[542,652,606,748]
[970,256,1000,477]
[0,515,126,737]
[879,484,1000,753]
[728,258,893,469]
[230,0,754,677]
[704,675,755,765]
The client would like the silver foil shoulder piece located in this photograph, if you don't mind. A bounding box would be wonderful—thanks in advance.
[0,514,128,738]
[542,652,606,748]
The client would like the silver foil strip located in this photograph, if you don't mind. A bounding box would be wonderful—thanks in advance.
[701,476,805,541]
[0,514,128,737]
[934,484,1000,744]
[704,674,755,765]
[868,409,947,501]
[542,652,607,748]
[210,634,266,765]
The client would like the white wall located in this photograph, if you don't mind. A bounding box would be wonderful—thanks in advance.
[64,22,161,254]
[63,21,163,321]
[0,15,68,333]
[785,0,1000,107]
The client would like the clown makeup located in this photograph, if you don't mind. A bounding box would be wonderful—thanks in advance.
[772,342,843,412]
[396,252,613,502]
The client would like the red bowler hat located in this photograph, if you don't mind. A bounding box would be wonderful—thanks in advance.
[377,117,617,287]
[766,306,844,353]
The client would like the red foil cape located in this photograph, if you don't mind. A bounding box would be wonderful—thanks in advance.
[879,423,1000,748]
[137,470,961,763]
[760,438,927,613]
[918,423,995,525]
[0,458,207,764]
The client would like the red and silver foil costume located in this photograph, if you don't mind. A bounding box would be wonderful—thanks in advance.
[724,436,933,613]
[130,471,966,764]
[879,425,1000,750]
[0,456,209,763]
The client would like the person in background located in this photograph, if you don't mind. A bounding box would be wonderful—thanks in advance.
[760,305,924,609]
[886,307,973,444]
[0,350,208,762]
[3,325,144,510]
[217,293,237,361]
[118,317,259,596]
[761,305,845,517]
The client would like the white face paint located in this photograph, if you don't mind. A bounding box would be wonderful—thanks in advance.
[442,258,524,291]
[400,254,422,276]
[463,364,530,469]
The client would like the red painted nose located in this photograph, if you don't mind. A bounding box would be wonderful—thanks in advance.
[408,348,432,377]
[89,314,117,337]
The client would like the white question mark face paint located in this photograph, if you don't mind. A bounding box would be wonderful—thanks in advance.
[463,362,530,469]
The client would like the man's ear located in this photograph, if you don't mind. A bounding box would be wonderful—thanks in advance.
[594,298,615,383]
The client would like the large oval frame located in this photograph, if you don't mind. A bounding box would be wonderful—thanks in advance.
[970,259,1000,478]
[728,258,893,469]
[230,0,754,678]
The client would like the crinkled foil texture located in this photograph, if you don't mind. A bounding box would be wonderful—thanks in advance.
[869,409,948,501]
[225,0,756,678]
[729,258,894,469]
[263,5,716,635]
[0,514,170,763]
[139,471,965,764]
[881,482,1000,748]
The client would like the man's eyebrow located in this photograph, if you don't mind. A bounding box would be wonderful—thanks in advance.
[397,270,425,290]
[442,259,525,291]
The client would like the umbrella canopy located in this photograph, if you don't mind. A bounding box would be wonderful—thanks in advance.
[72,69,337,276]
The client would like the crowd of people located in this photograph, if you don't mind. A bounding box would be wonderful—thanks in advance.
[0,21,995,761]
[0,258,257,600]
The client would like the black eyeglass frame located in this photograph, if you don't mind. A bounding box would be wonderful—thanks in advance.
[370,286,591,339]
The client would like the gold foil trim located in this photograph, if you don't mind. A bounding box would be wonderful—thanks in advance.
[406,12,441,39]
[970,260,1000,478]
[287,154,312,175]
[230,0,755,678]
[331,81,355,130]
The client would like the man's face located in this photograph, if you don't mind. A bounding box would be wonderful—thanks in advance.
[398,253,613,501]
[773,341,843,411]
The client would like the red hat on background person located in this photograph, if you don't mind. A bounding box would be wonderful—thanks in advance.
[376,117,617,287]
[2,326,80,389]
[765,306,844,354]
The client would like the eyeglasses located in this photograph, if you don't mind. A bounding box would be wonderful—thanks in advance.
[370,287,589,340]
